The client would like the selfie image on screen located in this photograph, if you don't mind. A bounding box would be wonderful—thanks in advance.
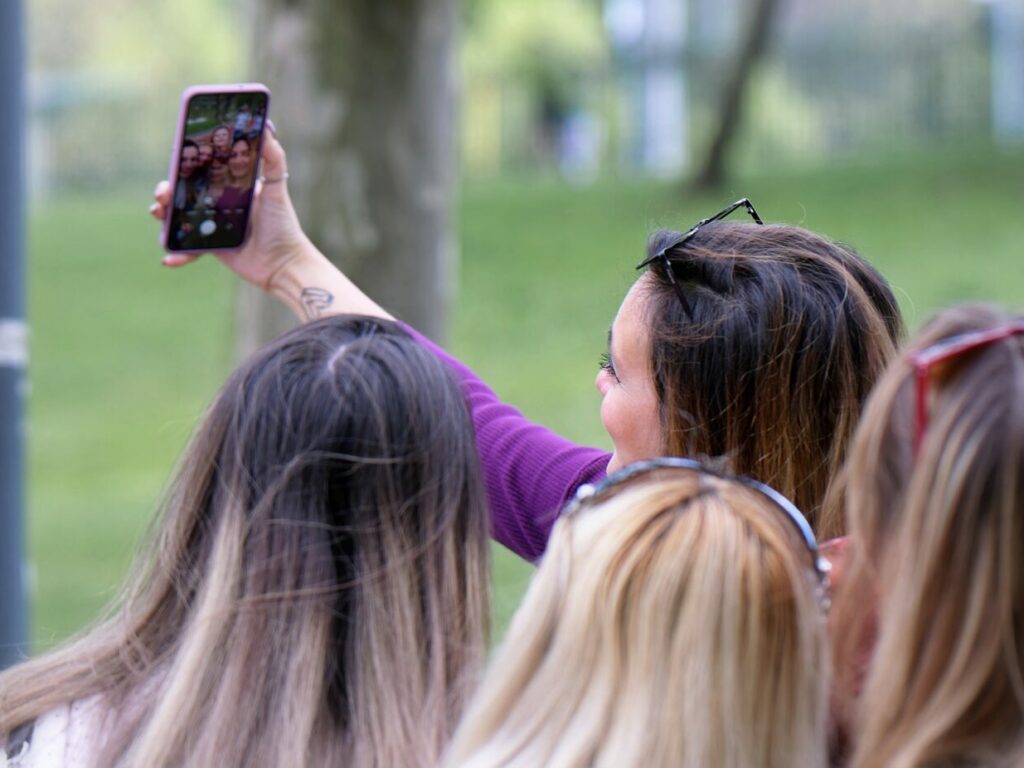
[167,91,267,251]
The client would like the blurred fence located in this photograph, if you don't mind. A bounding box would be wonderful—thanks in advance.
[462,0,1023,179]
[29,0,1024,195]
[29,73,178,198]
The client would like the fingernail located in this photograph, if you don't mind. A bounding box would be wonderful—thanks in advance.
[149,203,159,213]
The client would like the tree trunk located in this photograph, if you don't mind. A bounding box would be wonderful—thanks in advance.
[240,0,458,357]
[691,0,780,191]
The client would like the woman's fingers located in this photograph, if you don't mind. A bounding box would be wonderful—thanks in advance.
[151,180,172,219]
[161,253,201,268]
[154,131,289,275]
[154,180,172,206]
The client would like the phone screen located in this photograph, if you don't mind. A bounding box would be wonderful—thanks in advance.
[166,90,268,251]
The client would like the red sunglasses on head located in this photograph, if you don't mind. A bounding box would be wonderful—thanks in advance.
[910,322,1024,458]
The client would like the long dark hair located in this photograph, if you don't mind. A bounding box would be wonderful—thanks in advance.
[0,315,491,767]
[643,222,903,533]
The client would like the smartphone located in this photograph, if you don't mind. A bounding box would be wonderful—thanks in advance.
[163,84,271,253]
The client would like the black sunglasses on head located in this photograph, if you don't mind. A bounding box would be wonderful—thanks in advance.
[636,198,764,319]
[562,456,831,609]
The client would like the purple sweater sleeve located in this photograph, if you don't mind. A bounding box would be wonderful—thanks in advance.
[401,323,610,562]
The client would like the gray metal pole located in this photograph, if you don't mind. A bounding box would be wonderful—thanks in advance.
[0,0,28,669]
[990,0,1024,144]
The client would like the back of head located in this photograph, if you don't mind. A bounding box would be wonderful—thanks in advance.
[0,315,490,768]
[833,304,1024,768]
[642,222,903,534]
[446,471,828,768]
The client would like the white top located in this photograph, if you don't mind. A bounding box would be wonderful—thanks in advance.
[4,696,103,768]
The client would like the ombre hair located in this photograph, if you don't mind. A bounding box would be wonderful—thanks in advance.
[445,468,829,768]
[832,304,1024,767]
[0,315,491,767]
[642,222,903,535]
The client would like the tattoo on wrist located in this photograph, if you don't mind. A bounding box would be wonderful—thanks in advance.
[299,287,334,320]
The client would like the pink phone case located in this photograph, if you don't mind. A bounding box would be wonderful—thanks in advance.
[162,83,271,254]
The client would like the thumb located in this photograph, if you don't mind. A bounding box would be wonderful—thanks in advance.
[259,131,288,182]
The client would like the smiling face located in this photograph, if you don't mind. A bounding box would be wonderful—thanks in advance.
[212,126,231,150]
[208,158,227,186]
[595,276,663,473]
[179,145,199,179]
[228,139,251,183]
[198,143,213,165]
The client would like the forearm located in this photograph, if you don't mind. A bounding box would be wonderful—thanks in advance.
[266,237,611,560]
[404,323,611,561]
[266,238,394,322]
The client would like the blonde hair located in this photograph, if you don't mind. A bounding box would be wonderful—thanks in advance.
[832,304,1024,767]
[0,316,490,767]
[445,470,829,768]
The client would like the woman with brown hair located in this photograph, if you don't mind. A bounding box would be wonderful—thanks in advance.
[215,136,258,236]
[445,459,832,768]
[831,304,1024,767]
[209,124,233,162]
[151,135,902,558]
[224,136,257,192]
[0,315,491,767]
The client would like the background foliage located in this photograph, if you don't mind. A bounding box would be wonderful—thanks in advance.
[28,146,1024,646]
[22,0,1024,647]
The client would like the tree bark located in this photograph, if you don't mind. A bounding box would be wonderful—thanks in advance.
[691,0,780,191]
[241,0,458,357]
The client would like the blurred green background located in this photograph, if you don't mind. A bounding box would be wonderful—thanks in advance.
[24,0,1024,648]
[30,146,1024,647]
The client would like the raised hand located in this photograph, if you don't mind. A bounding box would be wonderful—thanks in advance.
[151,132,310,291]
[150,131,390,322]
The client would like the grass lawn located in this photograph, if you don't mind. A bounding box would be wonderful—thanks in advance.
[26,145,1024,649]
